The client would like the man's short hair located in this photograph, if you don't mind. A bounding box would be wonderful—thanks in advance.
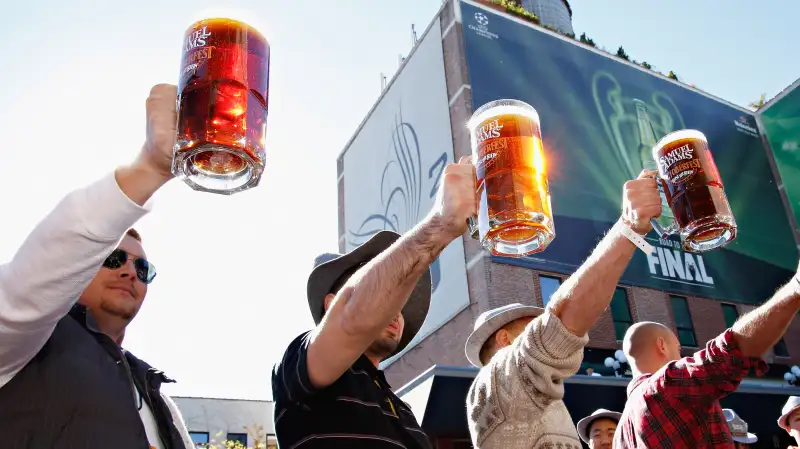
[126,228,142,242]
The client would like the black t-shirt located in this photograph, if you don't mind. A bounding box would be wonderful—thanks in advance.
[272,331,432,448]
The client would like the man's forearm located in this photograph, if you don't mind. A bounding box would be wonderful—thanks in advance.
[547,221,636,336]
[732,277,800,357]
[339,215,452,336]
[115,160,172,207]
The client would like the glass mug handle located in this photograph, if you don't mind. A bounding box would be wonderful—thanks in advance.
[467,216,479,240]
[648,175,678,238]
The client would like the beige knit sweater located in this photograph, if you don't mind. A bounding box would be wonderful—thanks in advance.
[466,311,589,449]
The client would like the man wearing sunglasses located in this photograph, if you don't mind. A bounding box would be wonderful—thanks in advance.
[0,84,195,449]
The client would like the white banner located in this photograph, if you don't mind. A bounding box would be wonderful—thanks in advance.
[341,17,470,366]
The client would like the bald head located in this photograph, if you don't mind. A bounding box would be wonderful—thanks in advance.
[623,321,681,375]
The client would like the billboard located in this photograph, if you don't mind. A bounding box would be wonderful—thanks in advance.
[760,79,800,234]
[340,17,470,365]
[460,0,798,304]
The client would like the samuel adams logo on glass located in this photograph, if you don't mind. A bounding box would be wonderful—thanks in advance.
[180,26,213,81]
[185,26,211,50]
[659,142,701,184]
[467,99,555,257]
[172,16,270,195]
[650,129,737,254]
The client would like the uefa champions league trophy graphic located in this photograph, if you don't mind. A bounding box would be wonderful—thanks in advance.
[633,98,674,225]
[592,71,685,228]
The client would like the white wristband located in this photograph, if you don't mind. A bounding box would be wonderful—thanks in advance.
[616,220,654,254]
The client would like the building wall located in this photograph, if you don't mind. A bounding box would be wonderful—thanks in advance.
[173,397,275,448]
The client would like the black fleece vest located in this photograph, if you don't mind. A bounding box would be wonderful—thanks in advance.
[0,305,187,449]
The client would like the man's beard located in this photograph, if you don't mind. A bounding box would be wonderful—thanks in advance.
[367,337,399,359]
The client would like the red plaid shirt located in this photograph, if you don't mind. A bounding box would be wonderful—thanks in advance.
[614,329,767,448]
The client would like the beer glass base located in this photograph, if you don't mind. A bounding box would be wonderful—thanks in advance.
[681,214,737,253]
[172,145,263,195]
[485,227,555,258]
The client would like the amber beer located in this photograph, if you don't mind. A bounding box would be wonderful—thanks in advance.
[467,99,554,257]
[172,16,270,194]
[651,129,737,252]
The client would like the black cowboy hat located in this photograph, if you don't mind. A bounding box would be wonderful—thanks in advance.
[306,231,432,358]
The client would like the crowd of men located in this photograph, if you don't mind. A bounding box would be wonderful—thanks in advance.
[1,85,800,448]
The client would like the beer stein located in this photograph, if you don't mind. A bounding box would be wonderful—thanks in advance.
[649,129,737,253]
[172,13,270,195]
[466,99,555,257]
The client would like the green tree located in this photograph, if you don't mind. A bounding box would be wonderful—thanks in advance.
[641,61,652,70]
[749,93,767,110]
[615,46,630,61]
[579,32,596,47]
[667,71,679,81]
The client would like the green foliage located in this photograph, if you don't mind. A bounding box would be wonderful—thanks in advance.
[749,93,767,110]
[667,70,679,81]
[579,32,596,47]
[478,0,541,25]
[641,61,652,70]
[499,0,542,24]
[203,424,270,449]
[615,46,630,61]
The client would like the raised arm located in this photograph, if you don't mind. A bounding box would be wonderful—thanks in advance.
[306,158,476,389]
[659,262,800,403]
[0,84,176,387]
[548,170,662,337]
[732,271,800,357]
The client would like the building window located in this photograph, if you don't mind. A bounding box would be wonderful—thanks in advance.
[189,432,209,448]
[670,296,697,347]
[774,338,790,357]
[539,275,561,307]
[227,433,248,445]
[610,287,634,340]
[721,304,739,328]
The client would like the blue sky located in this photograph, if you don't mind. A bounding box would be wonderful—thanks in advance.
[0,0,796,401]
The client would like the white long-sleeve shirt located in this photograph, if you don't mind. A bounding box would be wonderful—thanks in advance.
[0,172,195,449]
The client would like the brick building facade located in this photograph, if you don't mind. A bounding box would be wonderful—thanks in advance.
[337,0,800,404]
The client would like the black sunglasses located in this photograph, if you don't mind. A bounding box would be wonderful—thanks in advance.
[103,249,157,285]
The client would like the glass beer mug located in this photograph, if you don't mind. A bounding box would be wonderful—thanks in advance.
[467,99,555,257]
[649,129,737,252]
[172,13,270,195]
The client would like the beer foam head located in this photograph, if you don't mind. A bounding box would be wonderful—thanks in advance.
[653,129,707,156]
[468,99,540,130]
[188,8,269,40]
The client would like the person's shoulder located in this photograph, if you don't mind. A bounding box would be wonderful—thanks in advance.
[466,364,497,406]
[272,331,314,375]
[271,330,318,403]
[285,330,314,355]
[123,349,152,370]
[123,349,173,383]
